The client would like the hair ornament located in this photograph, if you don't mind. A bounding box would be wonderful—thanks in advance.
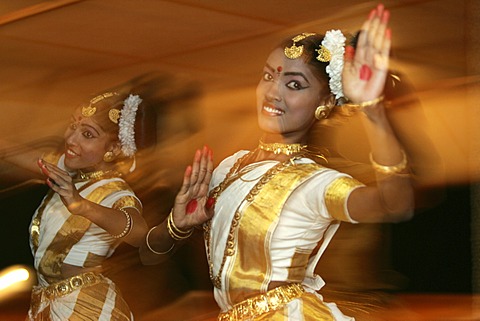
[319,29,346,99]
[82,92,118,117]
[284,32,316,59]
[316,45,331,62]
[118,94,141,157]
[109,108,121,124]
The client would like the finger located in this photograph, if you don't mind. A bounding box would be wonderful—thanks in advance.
[196,146,209,186]
[189,149,202,186]
[368,4,383,43]
[373,9,389,56]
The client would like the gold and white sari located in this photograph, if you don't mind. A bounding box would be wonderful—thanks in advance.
[27,154,141,321]
[206,151,364,320]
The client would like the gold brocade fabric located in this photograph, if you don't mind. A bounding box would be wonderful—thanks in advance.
[28,173,139,320]
[229,164,324,304]
[325,176,364,221]
[36,180,136,283]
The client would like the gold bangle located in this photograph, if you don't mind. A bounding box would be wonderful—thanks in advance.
[112,208,133,239]
[369,150,409,175]
[145,226,175,255]
[167,210,193,241]
[345,95,385,108]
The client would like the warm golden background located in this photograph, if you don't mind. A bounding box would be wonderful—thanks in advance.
[0,1,478,320]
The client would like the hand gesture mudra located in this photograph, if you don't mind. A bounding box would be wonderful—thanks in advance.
[171,146,214,230]
[342,4,391,105]
[37,159,83,213]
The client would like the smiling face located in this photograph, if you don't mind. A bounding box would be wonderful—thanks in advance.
[63,108,119,172]
[256,47,329,143]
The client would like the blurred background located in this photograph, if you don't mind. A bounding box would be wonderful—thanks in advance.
[0,0,478,320]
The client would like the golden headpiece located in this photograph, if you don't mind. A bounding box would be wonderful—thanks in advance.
[284,33,316,59]
[81,92,119,122]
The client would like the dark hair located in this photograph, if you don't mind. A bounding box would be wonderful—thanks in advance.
[83,74,164,155]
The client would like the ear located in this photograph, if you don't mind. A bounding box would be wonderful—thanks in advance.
[108,140,122,157]
[321,93,337,108]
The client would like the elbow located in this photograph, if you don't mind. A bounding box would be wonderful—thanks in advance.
[383,195,415,223]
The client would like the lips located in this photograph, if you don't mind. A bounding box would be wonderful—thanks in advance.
[65,148,79,158]
[262,104,285,116]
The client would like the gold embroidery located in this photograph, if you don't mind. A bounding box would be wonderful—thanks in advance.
[287,249,312,282]
[113,195,142,213]
[36,180,136,282]
[325,176,364,221]
[230,164,323,303]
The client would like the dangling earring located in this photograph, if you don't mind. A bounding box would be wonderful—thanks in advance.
[315,105,331,120]
[103,151,115,162]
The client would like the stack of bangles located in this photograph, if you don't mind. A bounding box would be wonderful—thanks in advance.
[167,209,194,240]
[145,210,194,255]
[369,149,409,176]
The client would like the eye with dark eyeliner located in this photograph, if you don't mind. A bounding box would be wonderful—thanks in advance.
[82,130,95,139]
[262,71,273,81]
[286,80,308,90]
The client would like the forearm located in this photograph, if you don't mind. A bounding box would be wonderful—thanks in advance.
[360,103,414,218]
[73,199,148,247]
[0,138,48,177]
[139,218,176,265]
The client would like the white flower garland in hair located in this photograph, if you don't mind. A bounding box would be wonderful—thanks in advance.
[322,29,346,99]
[119,94,142,157]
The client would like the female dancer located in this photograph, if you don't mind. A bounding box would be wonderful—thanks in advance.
[141,4,413,320]
[1,87,211,320]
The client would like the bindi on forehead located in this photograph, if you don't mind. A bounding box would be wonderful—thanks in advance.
[276,66,283,73]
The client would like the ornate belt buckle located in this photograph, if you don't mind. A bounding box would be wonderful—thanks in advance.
[55,281,70,297]
[70,275,84,289]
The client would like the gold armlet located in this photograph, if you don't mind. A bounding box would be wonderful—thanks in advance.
[369,150,409,175]
[167,210,194,241]
[145,226,175,255]
[112,208,133,239]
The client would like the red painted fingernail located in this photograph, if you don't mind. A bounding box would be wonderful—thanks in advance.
[206,197,216,210]
[186,199,198,214]
[382,10,390,23]
[344,45,355,60]
[359,64,372,81]
[386,28,391,39]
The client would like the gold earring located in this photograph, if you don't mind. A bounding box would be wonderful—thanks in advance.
[103,151,115,162]
[315,105,331,120]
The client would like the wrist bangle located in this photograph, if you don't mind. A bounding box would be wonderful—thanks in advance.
[369,150,409,175]
[167,209,193,241]
[345,95,385,108]
[145,225,175,255]
[112,208,133,239]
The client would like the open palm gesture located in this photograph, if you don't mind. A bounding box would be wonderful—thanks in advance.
[171,146,214,230]
[342,4,391,104]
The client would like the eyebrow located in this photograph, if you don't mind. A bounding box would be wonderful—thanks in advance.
[70,114,101,136]
[265,63,310,84]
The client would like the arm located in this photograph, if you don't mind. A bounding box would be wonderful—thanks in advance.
[0,135,62,178]
[140,145,214,265]
[341,4,414,223]
[38,159,148,246]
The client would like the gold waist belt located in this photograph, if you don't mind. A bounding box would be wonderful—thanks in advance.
[218,283,305,321]
[36,271,103,300]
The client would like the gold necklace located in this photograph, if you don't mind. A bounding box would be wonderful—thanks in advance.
[258,139,307,156]
[204,151,295,289]
[77,169,119,181]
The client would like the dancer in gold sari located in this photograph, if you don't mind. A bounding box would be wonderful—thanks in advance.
[142,4,414,320]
